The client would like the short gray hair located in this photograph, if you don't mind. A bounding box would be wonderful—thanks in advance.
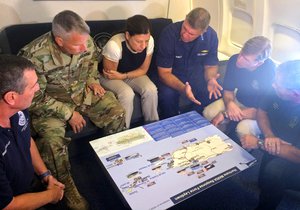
[241,36,272,62]
[186,7,211,30]
[52,10,90,39]
[277,60,300,90]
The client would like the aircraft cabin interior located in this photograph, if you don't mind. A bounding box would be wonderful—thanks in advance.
[0,0,299,209]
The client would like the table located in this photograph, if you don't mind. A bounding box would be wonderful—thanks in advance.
[90,111,256,210]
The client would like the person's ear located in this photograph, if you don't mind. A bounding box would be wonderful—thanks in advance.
[125,32,130,41]
[54,36,64,47]
[256,54,263,61]
[3,91,17,106]
[254,60,264,68]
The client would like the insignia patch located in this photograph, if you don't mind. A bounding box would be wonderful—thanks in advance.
[18,111,26,126]
[272,102,279,110]
[197,50,208,56]
[251,80,259,90]
[288,117,299,128]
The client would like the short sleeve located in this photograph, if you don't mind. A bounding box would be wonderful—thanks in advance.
[102,39,122,62]
[147,36,154,55]
[156,24,177,68]
[203,27,219,66]
[259,89,274,111]
[223,55,238,91]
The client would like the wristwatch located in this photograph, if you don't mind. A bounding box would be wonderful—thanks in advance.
[257,139,265,150]
[38,170,52,180]
[222,111,228,119]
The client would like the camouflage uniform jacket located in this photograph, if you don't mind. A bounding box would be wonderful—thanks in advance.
[19,32,100,121]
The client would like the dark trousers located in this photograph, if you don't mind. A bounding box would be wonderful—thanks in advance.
[158,78,216,119]
[256,153,300,210]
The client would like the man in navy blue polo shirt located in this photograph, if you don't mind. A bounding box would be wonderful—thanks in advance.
[156,7,222,119]
[203,36,275,138]
[240,60,300,209]
[0,55,64,209]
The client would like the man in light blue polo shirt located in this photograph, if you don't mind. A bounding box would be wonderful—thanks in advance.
[157,7,222,119]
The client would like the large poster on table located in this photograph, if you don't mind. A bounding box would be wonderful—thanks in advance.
[90,111,256,210]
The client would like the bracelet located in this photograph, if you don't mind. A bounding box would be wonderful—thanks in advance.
[38,170,51,180]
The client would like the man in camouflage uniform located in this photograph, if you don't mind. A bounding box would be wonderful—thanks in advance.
[19,10,125,210]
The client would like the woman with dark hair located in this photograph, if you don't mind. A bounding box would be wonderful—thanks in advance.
[99,15,159,128]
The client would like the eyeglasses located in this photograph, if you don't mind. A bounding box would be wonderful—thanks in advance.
[238,54,260,66]
[238,53,259,66]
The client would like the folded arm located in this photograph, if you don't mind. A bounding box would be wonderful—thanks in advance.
[3,139,64,210]
[103,54,152,80]
[257,108,300,162]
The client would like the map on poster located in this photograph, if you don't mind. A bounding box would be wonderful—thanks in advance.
[90,111,256,210]
[90,127,154,157]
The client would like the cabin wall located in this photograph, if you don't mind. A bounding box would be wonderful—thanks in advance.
[193,0,300,63]
[192,0,300,63]
[0,0,299,63]
[0,0,173,30]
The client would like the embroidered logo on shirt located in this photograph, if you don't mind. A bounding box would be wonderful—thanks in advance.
[18,111,28,132]
[251,80,259,90]
[197,50,208,56]
[175,55,182,59]
[272,102,279,110]
[288,116,299,128]
[2,141,10,157]
[18,111,26,126]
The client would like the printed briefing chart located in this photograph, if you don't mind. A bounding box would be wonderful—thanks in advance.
[90,111,256,210]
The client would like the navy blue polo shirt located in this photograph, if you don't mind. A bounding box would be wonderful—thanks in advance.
[260,89,300,148]
[156,21,219,84]
[223,54,276,108]
[0,110,34,209]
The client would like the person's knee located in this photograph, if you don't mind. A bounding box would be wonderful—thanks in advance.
[203,106,217,121]
[90,91,125,123]
[118,87,135,102]
[236,120,253,137]
[96,91,125,113]
[142,84,158,99]
[236,120,260,139]
[203,99,224,121]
